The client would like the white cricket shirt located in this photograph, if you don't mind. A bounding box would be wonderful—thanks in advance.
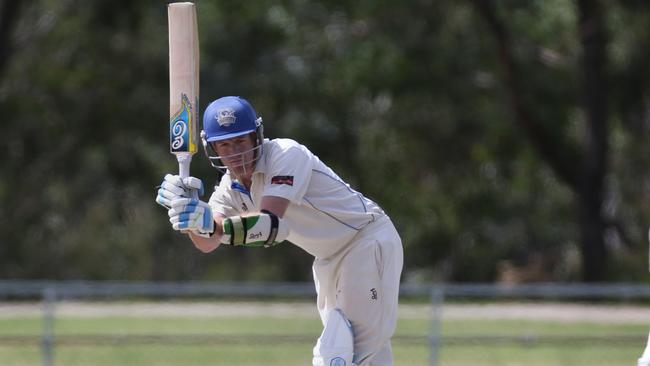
[208,138,385,259]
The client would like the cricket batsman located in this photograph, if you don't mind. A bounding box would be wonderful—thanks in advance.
[156,96,404,366]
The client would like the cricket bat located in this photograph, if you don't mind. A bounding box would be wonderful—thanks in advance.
[168,2,199,180]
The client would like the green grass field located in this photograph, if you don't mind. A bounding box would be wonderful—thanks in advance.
[0,301,647,366]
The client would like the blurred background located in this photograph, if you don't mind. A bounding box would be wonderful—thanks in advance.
[1,0,650,285]
[3,1,650,365]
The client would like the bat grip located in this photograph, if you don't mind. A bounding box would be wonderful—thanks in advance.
[177,153,192,179]
[177,153,199,200]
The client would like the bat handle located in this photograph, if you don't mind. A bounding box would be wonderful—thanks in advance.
[177,153,199,199]
[177,153,192,179]
[177,154,198,235]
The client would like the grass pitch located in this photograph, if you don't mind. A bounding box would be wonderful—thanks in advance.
[0,301,647,366]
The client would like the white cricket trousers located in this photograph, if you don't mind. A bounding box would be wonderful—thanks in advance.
[312,216,404,366]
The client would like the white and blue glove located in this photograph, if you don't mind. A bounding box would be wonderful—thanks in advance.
[156,174,204,209]
[168,198,215,238]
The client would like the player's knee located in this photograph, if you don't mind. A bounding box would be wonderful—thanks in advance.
[312,308,355,366]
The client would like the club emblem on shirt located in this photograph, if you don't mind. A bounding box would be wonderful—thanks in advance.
[271,175,294,186]
[370,288,378,300]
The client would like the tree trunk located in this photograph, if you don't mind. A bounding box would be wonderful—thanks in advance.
[0,0,22,79]
[473,0,610,281]
[577,0,608,281]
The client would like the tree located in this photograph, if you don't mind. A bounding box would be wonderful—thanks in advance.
[1,0,649,283]
[471,0,611,281]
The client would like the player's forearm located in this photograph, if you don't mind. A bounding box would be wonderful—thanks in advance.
[260,195,290,218]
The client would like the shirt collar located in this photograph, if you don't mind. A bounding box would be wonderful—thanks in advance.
[230,180,249,195]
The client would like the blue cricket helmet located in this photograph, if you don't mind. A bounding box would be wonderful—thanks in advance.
[200,96,264,172]
[202,96,259,141]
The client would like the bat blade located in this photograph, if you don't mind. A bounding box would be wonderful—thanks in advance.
[168,2,199,179]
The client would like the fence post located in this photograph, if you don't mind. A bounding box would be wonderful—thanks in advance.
[430,285,445,366]
[42,287,56,366]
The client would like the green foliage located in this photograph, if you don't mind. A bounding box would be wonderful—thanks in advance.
[0,0,649,282]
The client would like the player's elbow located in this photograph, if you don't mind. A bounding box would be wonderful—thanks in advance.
[194,240,220,253]
[189,234,220,253]
[195,243,213,253]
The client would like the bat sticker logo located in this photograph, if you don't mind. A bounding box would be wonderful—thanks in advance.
[170,94,196,153]
[171,120,187,150]
[216,108,236,127]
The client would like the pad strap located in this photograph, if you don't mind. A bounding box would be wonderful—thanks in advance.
[230,215,245,245]
[261,209,279,247]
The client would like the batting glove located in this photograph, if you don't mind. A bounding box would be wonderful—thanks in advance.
[156,174,204,209]
[168,197,215,238]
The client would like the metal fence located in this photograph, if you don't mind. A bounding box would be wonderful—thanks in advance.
[0,280,649,366]
[421,283,650,366]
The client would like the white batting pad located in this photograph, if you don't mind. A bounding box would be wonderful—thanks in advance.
[313,308,355,366]
[639,332,650,366]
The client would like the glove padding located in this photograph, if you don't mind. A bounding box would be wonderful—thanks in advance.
[168,198,214,238]
[221,211,288,248]
[156,174,204,209]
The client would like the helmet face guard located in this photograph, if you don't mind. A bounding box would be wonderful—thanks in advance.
[201,122,264,174]
[200,96,264,175]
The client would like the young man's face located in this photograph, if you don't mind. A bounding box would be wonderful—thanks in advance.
[211,133,257,178]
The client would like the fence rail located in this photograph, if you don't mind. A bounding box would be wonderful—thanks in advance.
[2,280,650,300]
